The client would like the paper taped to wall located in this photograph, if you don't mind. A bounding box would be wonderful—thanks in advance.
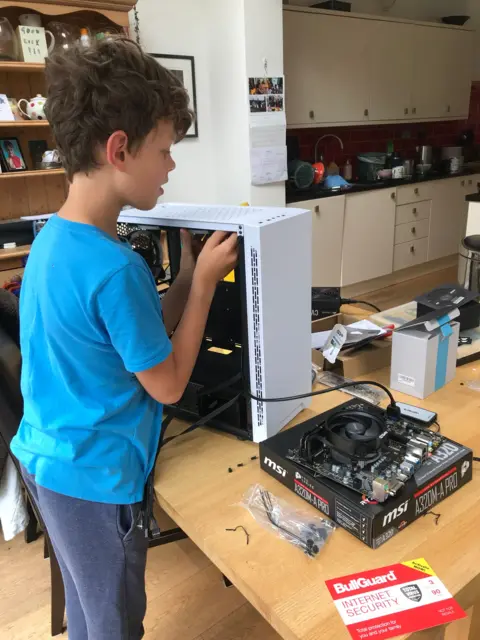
[250,146,288,185]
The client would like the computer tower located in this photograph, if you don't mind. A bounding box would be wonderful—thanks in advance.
[119,203,312,443]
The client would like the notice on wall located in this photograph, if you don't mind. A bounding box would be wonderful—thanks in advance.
[325,558,466,640]
[248,76,286,184]
[250,145,287,186]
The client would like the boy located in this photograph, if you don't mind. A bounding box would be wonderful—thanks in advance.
[10,38,238,639]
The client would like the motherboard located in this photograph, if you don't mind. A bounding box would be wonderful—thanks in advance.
[286,402,445,503]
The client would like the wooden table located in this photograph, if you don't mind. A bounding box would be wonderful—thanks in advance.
[154,364,480,640]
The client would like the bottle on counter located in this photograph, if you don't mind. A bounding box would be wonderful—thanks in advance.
[80,28,91,48]
[391,150,405,179]
[343,159,353,181]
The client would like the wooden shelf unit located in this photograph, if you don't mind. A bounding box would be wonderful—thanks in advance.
[0,169,65,180]
[0,0,135,226]
[0,62,45,73]
[0,120,51,127]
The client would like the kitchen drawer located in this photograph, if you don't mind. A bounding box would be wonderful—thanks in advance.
[396,184,433,206]
[393,237,429,271]
[394,218,430,245]
[395,200,431,225]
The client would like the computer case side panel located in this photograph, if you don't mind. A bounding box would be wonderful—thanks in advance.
[243,211,312,442]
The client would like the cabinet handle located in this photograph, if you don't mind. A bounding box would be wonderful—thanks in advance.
[413,207,417,215]
[412,107,417,115]
[410,246,415,254]
[390,192,396,201]
[414,188,419,196]
[447,105,451,113]
[364,109,369,117]
[469,180,473,186]
[314,205,320,214]
[461,180,466,187]
[309,110,315,120]
[404,107,409,115]
[411,226,416,234]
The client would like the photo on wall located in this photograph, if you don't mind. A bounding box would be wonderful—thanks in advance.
[0,138,27,172]
[249,95,267,113]
[150,54,198,138]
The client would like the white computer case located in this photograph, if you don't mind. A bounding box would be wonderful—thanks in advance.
[119,203,312,442]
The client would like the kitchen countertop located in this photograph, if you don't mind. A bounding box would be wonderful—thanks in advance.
[286,168,480,204]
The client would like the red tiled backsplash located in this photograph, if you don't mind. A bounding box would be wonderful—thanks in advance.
[293,81,480,172]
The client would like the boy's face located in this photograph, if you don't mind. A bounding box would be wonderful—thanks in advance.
[117,120,176,211]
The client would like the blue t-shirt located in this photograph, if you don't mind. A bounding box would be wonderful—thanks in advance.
[11,215,172,505]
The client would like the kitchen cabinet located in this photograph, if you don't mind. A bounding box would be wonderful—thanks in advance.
[284,7,474,127]
[284,10,372,125]
[411,26,474,120]
[289,196,345,287]
[428,177,474,261]
[368,21,415,122]
[341,189,396,286]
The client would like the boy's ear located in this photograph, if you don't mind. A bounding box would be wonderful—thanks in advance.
[106,131,129,170]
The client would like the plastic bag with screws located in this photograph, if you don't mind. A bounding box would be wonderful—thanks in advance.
[316,370,388,406]
[241,484,336,557]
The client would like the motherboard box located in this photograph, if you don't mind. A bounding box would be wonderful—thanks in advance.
[260,399,472,549]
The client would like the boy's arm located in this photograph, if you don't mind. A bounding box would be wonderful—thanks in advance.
[136,232,238,404]
[161,231,203,335]
[161,269,192,335]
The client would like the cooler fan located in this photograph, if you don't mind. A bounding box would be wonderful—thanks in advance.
[117,223,166,281]
[300,409,387,466]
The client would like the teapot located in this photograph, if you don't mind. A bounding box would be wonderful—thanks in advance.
[18,94,47,121]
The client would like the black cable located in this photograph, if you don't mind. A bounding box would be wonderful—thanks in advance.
[341,298,382,313]
[473,457,480,462]
[247,380,397,409]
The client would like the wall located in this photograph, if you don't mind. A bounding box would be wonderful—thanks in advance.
[131,0,286,207]
[130,1,217,204]
[291,119,469,178]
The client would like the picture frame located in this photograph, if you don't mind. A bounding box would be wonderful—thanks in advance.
[0,137,27,172]
[150,54,198,138]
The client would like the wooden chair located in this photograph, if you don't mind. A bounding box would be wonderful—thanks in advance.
[0,294,66,636]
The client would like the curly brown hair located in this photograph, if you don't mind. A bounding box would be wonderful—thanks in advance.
[45,37,194,181]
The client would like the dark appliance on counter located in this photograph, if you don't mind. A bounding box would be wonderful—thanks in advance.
[312,1,351,11]
[312,287,342,319]
[415,284,480,332]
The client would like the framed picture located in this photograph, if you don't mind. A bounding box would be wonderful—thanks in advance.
[0,138,27,172]
[150,54,198,138]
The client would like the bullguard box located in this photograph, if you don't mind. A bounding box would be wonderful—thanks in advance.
[260,399,472,549]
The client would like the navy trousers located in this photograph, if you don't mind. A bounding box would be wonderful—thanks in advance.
[22,466,148,640]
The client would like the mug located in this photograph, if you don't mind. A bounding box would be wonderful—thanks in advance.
[19,14,42,28]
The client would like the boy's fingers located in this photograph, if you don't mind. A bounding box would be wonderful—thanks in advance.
[205,231,230,248]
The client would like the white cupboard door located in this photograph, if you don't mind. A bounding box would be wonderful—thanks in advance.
[368,21,415,121]
[314,14,373,123]
[342,189,396,286]
[283,11,320,125]
[429,179,467,261]
[284,11,373,125]
[289,196,346,288]
[445,29,474,119]
[284,11,324,127]
[411,25,451,120]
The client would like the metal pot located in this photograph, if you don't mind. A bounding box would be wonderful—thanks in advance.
[416,146,433,166]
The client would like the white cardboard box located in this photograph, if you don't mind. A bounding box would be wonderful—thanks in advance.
[390,308,460,399]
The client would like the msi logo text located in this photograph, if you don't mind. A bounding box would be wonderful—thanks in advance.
[383,500,410,528]
[264,457,287,478]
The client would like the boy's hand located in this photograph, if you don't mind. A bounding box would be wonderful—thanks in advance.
[193,232,238,292]
[179,229,203,275]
